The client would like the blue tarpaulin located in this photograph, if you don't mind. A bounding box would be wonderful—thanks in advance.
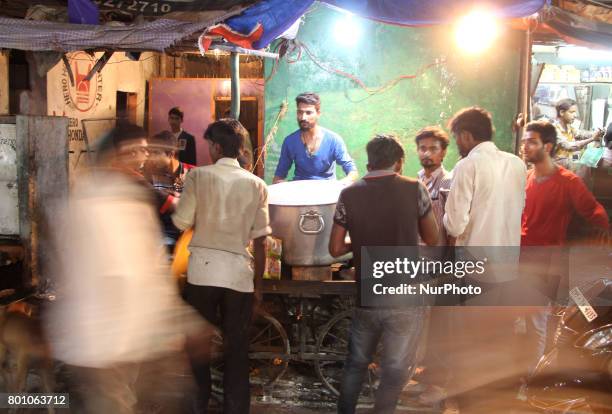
[68,0,99,25]
[201,0,313,50]
[209,0,547,50]
[238,0,313,49]
[322,0,547,26]
[3,0,556,52]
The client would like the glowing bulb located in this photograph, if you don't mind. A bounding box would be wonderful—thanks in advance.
[455,10,499,54]
[221,79,231,96]
[334,14,360,47]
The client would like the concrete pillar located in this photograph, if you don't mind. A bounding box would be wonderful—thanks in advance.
[16,115,69,287]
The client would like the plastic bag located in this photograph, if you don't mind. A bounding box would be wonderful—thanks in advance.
[579,145,604,168]
[263,236,282,280]
[172,228,193,279]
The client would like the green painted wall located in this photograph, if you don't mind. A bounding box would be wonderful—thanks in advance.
[264,5,522,183]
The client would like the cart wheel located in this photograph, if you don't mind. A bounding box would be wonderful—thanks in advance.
[248,309,291,386]
[211,309,290,393]
[315,309,379,397]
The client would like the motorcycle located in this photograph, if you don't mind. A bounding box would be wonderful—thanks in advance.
[526,278,612,414]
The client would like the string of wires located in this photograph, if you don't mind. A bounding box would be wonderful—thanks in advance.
[251,100,288,174]
[253,36,447,160]
[264,39,446,97]
[66,54,157,65]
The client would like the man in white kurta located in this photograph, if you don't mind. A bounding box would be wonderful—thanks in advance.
[441,107,527,403]
[172,119,271,414]
[443,119,526,247]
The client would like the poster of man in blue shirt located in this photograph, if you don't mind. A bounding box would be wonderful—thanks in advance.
[273,92,358,183]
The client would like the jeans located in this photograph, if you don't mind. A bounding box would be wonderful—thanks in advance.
[418,306,454,388]
[338,307,425,414]
[525,305,551,375]
[183,283,253,414]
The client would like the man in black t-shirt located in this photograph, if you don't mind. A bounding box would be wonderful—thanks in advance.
[329,134,438,414]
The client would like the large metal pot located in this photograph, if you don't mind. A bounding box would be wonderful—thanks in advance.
[268,180,351,266]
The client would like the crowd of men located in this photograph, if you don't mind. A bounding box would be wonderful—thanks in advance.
[46,92,610,414]
[329,104,609,414]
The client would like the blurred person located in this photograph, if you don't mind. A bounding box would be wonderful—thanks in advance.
[329,134,438,414]
[168,106,197,165]
[273,92,358,183]
[172,119,271,414]
[145,130,195,253]
[553,98,603,180]
[520,120,609,375]
[47,123,207,414]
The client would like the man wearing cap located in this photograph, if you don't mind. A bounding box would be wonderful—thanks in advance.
[146,130,195,253]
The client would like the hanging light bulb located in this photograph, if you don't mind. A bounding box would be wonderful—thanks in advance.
[334,13,361,47]
[455,10,500,55]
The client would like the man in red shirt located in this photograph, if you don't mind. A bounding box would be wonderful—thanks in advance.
[520,120,609,379]
[521,120,609,246]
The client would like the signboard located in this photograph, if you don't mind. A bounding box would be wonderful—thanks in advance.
[93,0,250,16]
[61,52,104,114]
[0,123,18,235]
[47,51,156,177]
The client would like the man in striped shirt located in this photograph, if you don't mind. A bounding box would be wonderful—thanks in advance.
[414,126,455,409]
[415,126,452,246]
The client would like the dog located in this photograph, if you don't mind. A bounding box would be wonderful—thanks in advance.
[0,295,55,413]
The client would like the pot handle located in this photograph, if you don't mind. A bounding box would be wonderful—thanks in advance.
[299,210,325,234]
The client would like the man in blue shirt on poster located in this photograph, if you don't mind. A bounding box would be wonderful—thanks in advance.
[273,92,358,183]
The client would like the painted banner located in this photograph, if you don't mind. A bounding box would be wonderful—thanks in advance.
[47,51,156,177]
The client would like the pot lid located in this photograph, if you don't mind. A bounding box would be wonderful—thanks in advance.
[268,180,346,206]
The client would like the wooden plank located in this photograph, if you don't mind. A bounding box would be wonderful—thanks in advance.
[16,116,69,287]
[292,266,332,281]
[262,279,356,297]
[182,54,263,79]
[0,51,8,115]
